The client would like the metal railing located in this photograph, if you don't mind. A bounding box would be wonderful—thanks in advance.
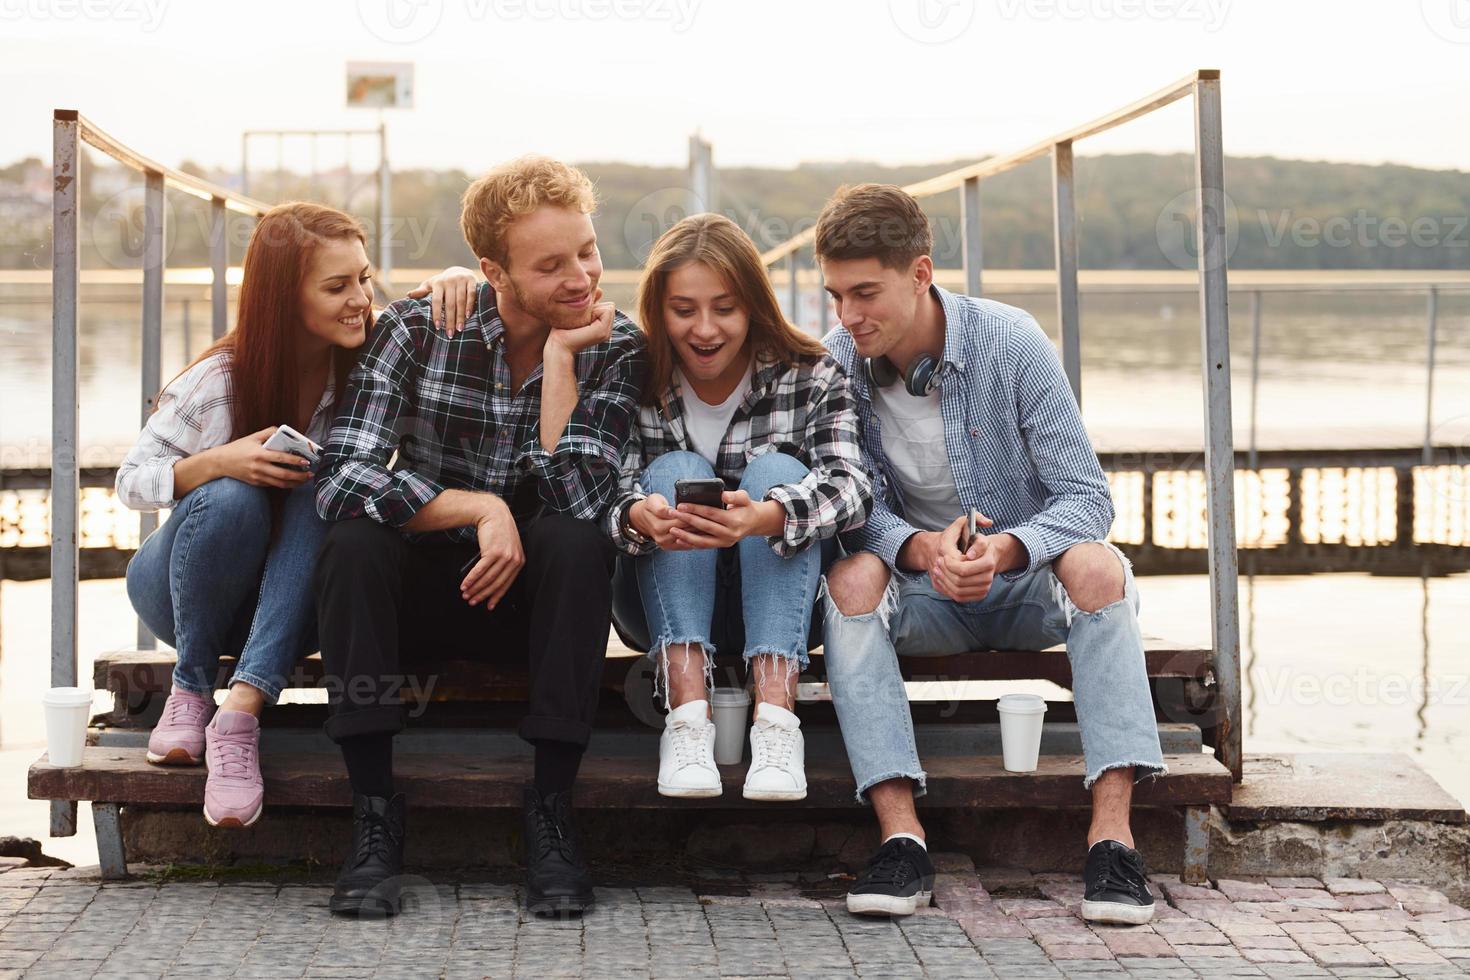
[755,69,1245,780]
[49,109,270,836]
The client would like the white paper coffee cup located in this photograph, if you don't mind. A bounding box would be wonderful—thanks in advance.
[709,687,750,766]
[996,693,1047,773]
[43,687,93,768]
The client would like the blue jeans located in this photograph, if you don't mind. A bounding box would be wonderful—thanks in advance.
[823,541,1166,802]
[611,451,835,699]
[125,476,326,703]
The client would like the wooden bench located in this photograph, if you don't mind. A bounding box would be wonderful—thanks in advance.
[30,635,1230,882]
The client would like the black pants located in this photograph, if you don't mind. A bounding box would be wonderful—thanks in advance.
[314,514,616,748]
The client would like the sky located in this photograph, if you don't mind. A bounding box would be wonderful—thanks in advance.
[1,0,1468,175]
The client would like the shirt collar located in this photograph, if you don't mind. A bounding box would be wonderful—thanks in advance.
[932,283,969,376]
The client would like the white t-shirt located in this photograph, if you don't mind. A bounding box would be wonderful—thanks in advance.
[678,365,753,466]
[871,381,964,532]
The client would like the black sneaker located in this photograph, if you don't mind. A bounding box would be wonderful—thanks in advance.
[523,785,595,917]
[1081,839,1156,925]
[845,837,936,916]
[329,793,407,917]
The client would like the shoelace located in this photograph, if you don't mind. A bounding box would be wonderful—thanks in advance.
[859,841,916,889]
[209,733,256,780]
[751,722,797,771]
[162,694,208,728]
[532,802,577,862]
[1091,848,1145,897]
[669,722,712,770]
[352,809,400,868]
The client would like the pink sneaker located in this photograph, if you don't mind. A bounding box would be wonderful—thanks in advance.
[203,710,264,828]
[146,689,214,765]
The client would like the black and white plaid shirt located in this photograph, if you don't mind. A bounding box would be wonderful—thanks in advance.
[606,350,871,558]
[317,283,646,541]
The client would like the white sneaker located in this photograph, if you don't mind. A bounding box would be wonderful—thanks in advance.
[657,700,722,798]
[742,703,806,801]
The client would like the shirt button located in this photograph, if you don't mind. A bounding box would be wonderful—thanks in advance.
[970,428,979,437]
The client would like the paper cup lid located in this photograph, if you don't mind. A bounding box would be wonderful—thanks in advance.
[997,693,1047,713]
[43,687,93,708]
[709,687,750,707]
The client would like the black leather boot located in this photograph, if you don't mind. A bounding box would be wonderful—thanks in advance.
[523,785,594,916]
[329,793,407,917]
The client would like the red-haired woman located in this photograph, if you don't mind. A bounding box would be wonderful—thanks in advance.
[116,202,373,828]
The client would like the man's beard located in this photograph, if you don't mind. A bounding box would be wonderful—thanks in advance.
[506,276,593,332]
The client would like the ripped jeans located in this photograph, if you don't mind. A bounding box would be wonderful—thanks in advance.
[823,540,1166,802]
[610,450,836,702]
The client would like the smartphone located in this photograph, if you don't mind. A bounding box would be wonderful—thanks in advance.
[957,509,980,554]
[674,478,726,508]
[262,424,321,470]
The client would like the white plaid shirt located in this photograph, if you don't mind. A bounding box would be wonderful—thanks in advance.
[606,350,871,558]
[823,285,1114,579]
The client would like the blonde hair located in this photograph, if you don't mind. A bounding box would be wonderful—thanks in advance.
[460,156,597,266]
[637,213,826,406]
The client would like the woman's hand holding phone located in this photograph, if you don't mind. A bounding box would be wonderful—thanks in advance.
[671,490,784,549]
[628,494,686,551]
[214,427,314,489]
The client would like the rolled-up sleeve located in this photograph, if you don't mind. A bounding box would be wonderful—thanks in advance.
[315,309,446,527]
[519,331,647,522]
[1000,318,1114,579]
[115,354,234,511]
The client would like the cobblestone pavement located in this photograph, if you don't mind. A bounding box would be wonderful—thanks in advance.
[0,862,1467,979]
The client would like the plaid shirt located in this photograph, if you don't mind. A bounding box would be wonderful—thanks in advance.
[823,285,1114,579]
[317,283,646,541]
[606,350,871,558]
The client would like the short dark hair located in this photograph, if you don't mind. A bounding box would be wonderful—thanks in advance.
[813,183,933,270]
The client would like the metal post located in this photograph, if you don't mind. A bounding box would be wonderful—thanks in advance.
[787,252,799,328]
[137,170,165,651]
[819,280,831,337]
[961,175,983,297]
[210,197,228,341]
[1423,287,1438,467]
[240,132,249,197]
[1193,74,1242,781]
[377,121,392,292]
[1248,290,1262,472]
[51,110,81,837]
[689,134,717,213]
[1051,141,1082,408]
[182,298,192,363]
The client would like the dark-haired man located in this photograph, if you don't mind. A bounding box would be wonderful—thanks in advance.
[816,184,1165,924]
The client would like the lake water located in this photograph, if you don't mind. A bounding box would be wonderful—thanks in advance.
[1,277,1468,867]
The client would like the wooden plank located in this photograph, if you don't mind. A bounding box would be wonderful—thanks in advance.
[93,637,1215,699]
[30,747,1231,810]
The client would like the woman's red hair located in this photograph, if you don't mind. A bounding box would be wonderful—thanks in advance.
[177,202,371,437]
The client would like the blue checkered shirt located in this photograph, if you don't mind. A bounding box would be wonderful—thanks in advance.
[822,285,1113,579]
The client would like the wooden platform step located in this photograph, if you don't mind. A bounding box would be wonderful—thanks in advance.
[95,635,1214,703]
[30,747,1231,810]
[89,721,1207,757]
